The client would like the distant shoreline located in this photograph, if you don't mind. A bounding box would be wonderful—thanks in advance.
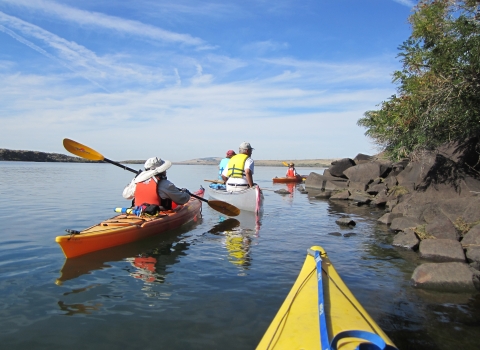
[0,148,335,167]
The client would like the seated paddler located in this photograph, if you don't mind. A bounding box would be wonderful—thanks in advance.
[286,163,299,177]
[221,142,255,192]
[122,157,190,210]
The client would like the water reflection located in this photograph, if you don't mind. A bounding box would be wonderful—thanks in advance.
[208,218,241,234]
[224,229,252,268]
[208,218,253,268]
[57,301,102,316]
[208,212,262,270]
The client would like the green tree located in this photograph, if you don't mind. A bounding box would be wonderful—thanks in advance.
[358,0,480,160]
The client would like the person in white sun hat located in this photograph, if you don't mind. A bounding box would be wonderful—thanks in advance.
[122,157,190,210]
[221,142,255,192]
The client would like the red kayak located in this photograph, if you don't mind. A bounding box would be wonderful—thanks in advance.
[272,175,305,183]
[56,189,204,258]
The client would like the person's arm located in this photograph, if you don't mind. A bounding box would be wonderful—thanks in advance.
[122,179,136,199]
[221,167,228,183]
[158,180,191,205]
[245,168,254,187]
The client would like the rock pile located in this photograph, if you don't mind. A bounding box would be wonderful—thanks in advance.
[305,138,480,292]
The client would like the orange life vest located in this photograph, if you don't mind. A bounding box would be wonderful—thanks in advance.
[134,178,160,206]
[287,168,295,177]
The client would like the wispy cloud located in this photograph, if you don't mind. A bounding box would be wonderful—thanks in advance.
[242,40,289,55]
[0,61,395,159]
[0,17,110,91]
[393,0,416,7]
[0,0,206,47]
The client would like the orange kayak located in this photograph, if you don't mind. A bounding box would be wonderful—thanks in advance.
[272,176,305,183]
[56,189,204,258]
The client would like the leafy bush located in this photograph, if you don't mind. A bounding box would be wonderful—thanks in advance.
[358,0,480,160]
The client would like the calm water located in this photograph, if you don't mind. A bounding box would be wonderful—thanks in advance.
[0,162,479,349]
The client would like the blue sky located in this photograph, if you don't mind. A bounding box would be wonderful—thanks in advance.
[0,0,417,161]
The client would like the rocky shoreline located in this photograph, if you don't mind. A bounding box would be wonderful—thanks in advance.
[304,139,480,293]
[0,149,97,163]
[0,148,336,167]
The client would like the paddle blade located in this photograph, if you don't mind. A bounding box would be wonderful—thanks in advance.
[208,200,240,217]
[63,138,105,161]
[282,161,289,166]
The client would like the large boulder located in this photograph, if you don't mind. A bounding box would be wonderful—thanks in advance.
[353,153,374,164]
[466,246,480,265]
[392,228,420,250]
[411,262,477,292]
[419,239,465,262]
[383,175,398,190]
[436,196,480,224]
[347,181,368,192]
[436,137,480,170]
[425,215,460,240]
[349,191,372,205]
[304,172,348,191]
[328,158,355,178]
[390,159,410,176]
[366,183,387,195]
[378,212,403,225]
[330,190,350,200]
[395,149,480,204]
[343,162,390,184]
[390,216,423,231]
[462,224,480,246]
[370,190,388,206]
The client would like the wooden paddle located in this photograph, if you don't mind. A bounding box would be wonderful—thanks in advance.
[204,179,225,184]
[63,138,240,216]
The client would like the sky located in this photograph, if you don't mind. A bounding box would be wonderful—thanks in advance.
[0,0,417,161]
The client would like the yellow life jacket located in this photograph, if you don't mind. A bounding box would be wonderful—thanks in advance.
[226,154,249,178]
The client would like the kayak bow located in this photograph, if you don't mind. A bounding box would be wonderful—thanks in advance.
[257,246,397,350]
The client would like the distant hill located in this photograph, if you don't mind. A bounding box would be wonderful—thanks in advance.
[0,148,95,162]
[0,149,336,167]
[175,157,336,167]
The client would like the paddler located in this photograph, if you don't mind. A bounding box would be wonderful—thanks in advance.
[286,163,299,177]
[221,142,255,192]
[218,149,236,180]
[122,157,190,210]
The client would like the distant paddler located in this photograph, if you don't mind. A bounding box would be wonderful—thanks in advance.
[218,149,236,180]
[286,163,299,177]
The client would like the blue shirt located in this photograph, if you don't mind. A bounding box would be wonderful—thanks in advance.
[218,158,230,179]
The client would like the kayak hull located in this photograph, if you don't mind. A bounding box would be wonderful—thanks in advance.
[256,245,396,350]
[56,189,204,259]
[207,185,263,213]
[272,176,304,183]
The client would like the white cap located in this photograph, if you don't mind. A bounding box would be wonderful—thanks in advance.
[136,157,172,183]
[239,141,254,150]
[144,157,162,170]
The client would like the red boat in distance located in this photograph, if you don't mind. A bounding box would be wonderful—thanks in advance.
[272,175,305,183]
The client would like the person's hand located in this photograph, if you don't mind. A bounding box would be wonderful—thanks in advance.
[181,188,189,193]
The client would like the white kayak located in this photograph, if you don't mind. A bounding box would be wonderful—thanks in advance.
[207,185,264,214]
